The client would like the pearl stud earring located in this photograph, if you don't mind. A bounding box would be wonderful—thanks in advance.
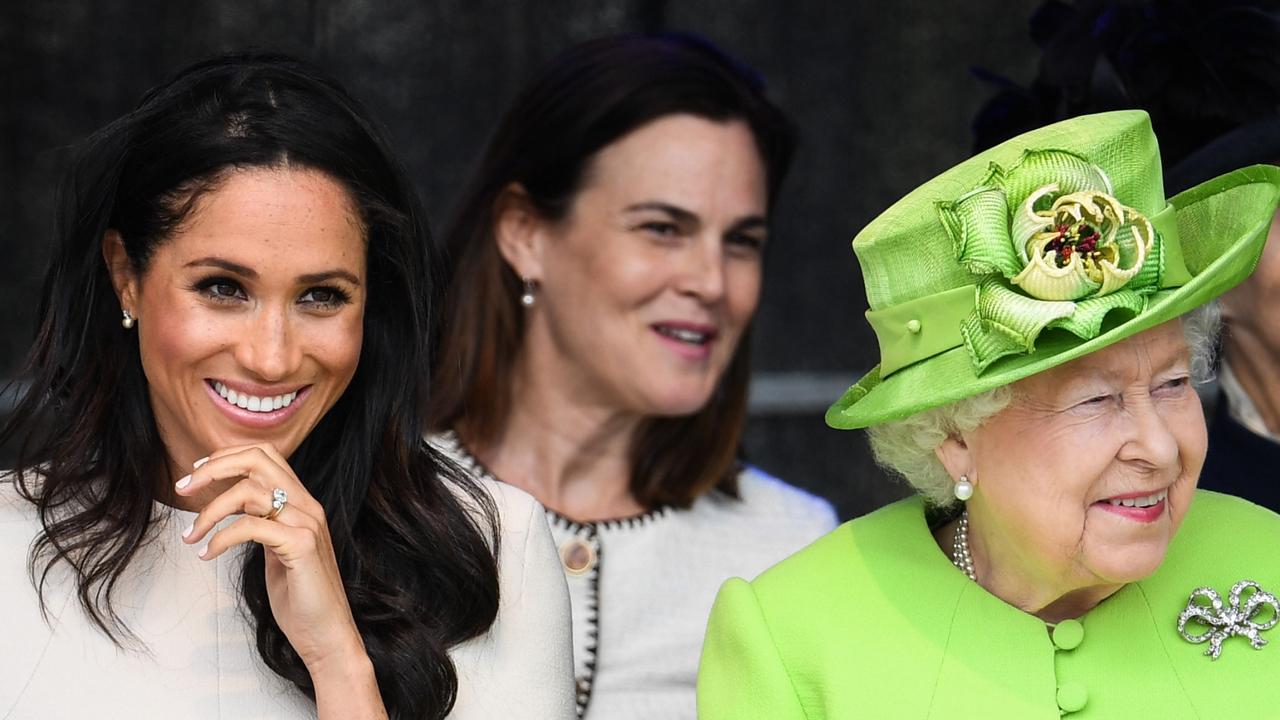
[954,474,974,501]
[121,309,136,330]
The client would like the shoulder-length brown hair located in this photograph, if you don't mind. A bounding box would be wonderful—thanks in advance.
[428,33,796,509]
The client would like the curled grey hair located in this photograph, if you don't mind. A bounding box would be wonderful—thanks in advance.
[868,302,1222,507]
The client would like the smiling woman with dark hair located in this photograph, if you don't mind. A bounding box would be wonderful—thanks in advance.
[0,54,573,719]
[428,33,836,719]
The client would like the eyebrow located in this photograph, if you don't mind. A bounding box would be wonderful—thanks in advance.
[730,217,770,233]
[624,202,700,225]
[1063,350,1191,392]
[185,257,361,286]
[622,202,769,233]
[297,269,362,286]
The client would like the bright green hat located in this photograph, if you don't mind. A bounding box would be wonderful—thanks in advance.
[826,110,1280,430]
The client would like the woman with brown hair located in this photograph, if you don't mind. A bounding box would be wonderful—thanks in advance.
[428,33,836,719]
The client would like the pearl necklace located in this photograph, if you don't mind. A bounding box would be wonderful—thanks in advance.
[951,508,976,581]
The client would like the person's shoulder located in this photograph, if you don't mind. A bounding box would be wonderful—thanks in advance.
[471,475,544,535]
[1184,489,1278,538]
[733,465,837,522]
[0,471,50,604]
[708,497,935,690]
[436,469,543,540]
[750,496,923,599]
[425,432,541,531]
[691,466,837,541]
[1149,490,1280,598]
[1174,490,1279,564]
[430,449,560,604]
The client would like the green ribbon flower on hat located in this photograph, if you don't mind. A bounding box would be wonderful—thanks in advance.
[936,148,1166,372]
[1012,188,1155,299]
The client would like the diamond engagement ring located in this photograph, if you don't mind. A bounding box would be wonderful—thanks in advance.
[263,487,288,521]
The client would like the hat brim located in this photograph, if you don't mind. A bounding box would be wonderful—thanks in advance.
[826,164,1280,430]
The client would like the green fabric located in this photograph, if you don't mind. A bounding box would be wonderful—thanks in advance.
[697,491,1280,719]
[865,199,1192,376]
[828,110,1280,429]
[866,285,976,376]
[867,201,1192,377]
[943,156,1165,372]
[1149,203,1191,288]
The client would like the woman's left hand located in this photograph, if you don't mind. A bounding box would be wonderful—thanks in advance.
[177,443,385,718]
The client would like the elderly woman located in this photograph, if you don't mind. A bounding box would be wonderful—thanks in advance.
[698,111,1280,717]
[428,34,836,719]
[969,0,1280,514]
[0,55,573,718]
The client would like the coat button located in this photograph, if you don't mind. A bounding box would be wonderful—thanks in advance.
[1056,682,1088,713]
[559,537,596,575]
[906,319,922,334]
[1052,619,1084,650]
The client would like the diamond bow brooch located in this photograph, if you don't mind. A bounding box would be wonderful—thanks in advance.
[1177,580,1278,660]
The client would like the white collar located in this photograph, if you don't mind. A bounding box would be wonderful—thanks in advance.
[1219,361,1280,442]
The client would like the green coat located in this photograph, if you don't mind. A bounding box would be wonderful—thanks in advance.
[698,491,1280,718]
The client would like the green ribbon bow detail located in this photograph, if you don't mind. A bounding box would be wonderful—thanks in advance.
[936,149,1168,372]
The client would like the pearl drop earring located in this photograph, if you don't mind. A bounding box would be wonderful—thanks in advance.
[520,278,538,307]
[121,309,136,330]
[954,474,974,501]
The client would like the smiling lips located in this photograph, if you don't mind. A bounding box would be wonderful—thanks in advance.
[1096,488,1169,523]
[206,379,307,427]
[652,322,718,360]
[212,381,298,412]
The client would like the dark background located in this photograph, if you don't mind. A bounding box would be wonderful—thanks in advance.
[0,0,1044,520]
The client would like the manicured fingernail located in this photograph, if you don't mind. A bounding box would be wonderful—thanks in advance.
[181,524,193,539]
[176,475,191,489]
[193,456,210,469]
[197,543,209,558]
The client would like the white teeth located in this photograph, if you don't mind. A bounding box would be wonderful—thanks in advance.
[657,326,710,344]
[211,382,298,413]
[1106,490,1168,508]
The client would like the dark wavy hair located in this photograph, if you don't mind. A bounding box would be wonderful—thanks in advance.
[0,54,499,719]
[427,33,798,509]
[971,0,1280,162]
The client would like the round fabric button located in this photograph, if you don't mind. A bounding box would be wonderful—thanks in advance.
[1056,682,1088,713]
[1052,619,1084,650]
[906,319,922,334]
[559,537,596,575]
